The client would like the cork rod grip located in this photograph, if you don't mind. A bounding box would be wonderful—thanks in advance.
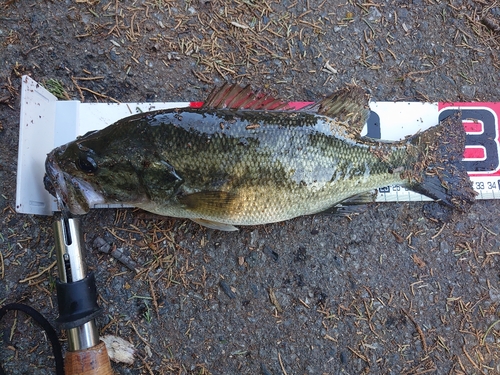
[64,341,113,375]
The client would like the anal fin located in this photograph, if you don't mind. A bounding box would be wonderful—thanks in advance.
[340,190,377,205]
[319,191,377,216]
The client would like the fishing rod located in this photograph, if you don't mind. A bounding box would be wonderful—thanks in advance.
[53,213,113,375]
[0,212,113,375]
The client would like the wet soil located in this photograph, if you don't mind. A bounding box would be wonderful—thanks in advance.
[1,1,500,374]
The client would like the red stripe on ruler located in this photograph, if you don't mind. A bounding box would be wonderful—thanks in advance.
[463,146,486,160]
[189,101,313,109]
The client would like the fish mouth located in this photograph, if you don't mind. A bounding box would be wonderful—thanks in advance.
[44,148,105,215]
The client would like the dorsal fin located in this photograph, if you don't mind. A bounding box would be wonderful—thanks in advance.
[203,83,290,111]
[302,85,371,136]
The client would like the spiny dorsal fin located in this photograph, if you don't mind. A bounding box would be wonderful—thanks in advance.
[203,83,290,111]
[303,85,371,136]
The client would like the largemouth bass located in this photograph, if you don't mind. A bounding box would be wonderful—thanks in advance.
[44,84,476,231]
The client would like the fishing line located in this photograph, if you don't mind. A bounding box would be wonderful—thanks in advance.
[0,303,64,375]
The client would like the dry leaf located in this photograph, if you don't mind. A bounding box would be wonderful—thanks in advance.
[101,335,135,365]
[268,288,282,313]
[231,21,250,29]
[412,254,426,268]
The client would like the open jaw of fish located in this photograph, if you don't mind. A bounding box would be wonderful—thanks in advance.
[43,84,476,231]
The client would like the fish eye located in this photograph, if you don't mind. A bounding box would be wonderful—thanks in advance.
[77,154,98,174]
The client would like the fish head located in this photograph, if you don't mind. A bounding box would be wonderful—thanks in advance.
[44,140,107,214]
[44,130,152,215]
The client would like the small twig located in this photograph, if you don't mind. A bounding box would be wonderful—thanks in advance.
[298,298,310,309]
[94,237,140,273]
[9,311,17,341]
[278,351,288,375]
[347,346,369,363]
[480,223,498,236]
[72,76,105,81]
[481,319,500,345]
[129,322,163,358]
[139,355,155,375]
[191,69,213,84]
[462,345,484,373]
[129,321,151,348]
[71,77,84,102]
[110,247,139,272]
[80,86,120,103]
[431,223,446,239]
[0,250,4,280]
[324,334,337,343]
[455,354,466,372]
[19,260,57,283]
[71,76,120,103]
[22,43,48,56]
[406,65,440,78]
[401,308,428,353]
[148,278,159,319]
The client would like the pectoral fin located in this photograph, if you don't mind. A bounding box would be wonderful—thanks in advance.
[179,191,240,231]
[179,191,237,212]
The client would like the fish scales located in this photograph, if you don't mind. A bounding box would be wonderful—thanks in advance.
[44,84,476,231]
[136,110,404,224]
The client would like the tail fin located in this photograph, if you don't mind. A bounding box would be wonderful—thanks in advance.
[404,113,477,211]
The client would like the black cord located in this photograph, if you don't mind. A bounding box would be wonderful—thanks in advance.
[0,303,64,375]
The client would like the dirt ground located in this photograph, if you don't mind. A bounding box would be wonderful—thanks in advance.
[1,0,500,374]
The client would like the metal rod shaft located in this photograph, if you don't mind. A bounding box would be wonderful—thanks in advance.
[54,216,100,350]
[54,217,87,283]
[67,322,99,351]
